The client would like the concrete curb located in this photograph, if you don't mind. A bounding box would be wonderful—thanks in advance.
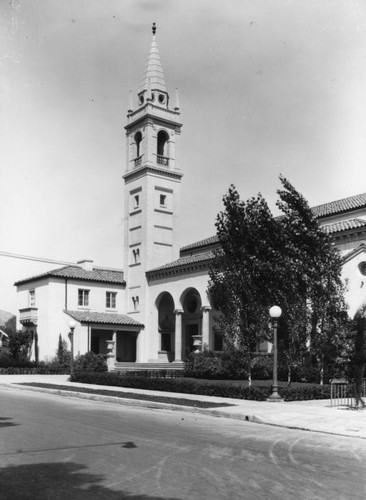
[1,382,263,423]
[2,382,365,439]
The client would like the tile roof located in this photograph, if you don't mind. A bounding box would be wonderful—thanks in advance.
[65,310,143,327]
[321,218,366,234]
[180,193,366,253]
[311,193,366,219]
[147,251,214,277]
[180,236,220,253]
[14,265,125,286]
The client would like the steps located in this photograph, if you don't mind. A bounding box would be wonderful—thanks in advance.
[114,361,184,372]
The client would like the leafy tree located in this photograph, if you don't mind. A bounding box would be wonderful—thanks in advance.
[8,330,33,361]
[209,186,287,383]
[209,176,348,384]
[276,176,349,382]
[55,334,70,367]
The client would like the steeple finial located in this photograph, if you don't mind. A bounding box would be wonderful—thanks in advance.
[152,23,156,36]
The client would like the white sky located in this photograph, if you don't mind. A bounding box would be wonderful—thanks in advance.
[1,0,366,314]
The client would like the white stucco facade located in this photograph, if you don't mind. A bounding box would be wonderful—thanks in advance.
[13,26,366,367]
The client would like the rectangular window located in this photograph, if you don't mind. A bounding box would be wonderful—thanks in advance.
[106,291,117,309]
[160,194,166,206]
[78,289,89,307]
[132,296,139,312]
[134,194,140,208]
[29,289,36,307]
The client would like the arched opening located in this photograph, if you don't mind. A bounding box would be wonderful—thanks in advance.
[181,289,202,356]
[157,292,175,355]
[134,131,142,158]
[157,130,169,165]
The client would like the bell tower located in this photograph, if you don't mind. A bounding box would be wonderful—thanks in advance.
[123,24,183,360]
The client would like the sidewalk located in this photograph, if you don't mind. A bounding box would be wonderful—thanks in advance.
[1,374,365,439]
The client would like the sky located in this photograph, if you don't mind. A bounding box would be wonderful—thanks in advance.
[1,0,366,314]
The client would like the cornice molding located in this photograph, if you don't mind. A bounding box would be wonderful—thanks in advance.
[146,258,212,281]
[123,165,183,183]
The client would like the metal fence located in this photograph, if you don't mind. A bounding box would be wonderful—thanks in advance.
[330,378,366,408]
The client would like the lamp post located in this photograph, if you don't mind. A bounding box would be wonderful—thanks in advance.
[68,319,76,378]
[267,305,283,402]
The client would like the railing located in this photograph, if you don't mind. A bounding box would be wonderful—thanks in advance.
[157,155,169,166]
[19,307,38,325]
[134,156,142,168]
[330,378,366,407]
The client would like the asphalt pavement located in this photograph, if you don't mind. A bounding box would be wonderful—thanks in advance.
[1,374,365,439]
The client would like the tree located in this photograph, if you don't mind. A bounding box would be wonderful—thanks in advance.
[209,186,288,383]
[56,334,70,367]
[277,176,349,382]
[209,177,348,383]
[8,330,33,361]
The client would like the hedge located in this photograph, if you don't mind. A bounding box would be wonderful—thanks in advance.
[70,371,332,401]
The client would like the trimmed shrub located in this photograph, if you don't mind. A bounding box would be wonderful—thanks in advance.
[0,361,70,374]
[118,370,184,379]
[251,355,273,380]
[74,351,107,372]
[70,371,332,401]
[71,371,270,400]
[184,350,249,380]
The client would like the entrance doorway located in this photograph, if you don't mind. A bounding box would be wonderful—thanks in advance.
[116,333,137,362]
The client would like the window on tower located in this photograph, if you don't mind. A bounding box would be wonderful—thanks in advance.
[157,130,169,166]
[160,194,166,207]
[135,131,142,158]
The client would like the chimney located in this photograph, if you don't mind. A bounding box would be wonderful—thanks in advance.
[77,259,93,271]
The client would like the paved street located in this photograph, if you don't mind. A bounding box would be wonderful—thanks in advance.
[0,387,365,499]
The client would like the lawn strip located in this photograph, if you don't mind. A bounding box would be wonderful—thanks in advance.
[17,383,237,409]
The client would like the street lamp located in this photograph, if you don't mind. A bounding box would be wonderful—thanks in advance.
[68,319,76,378]
[267,306,283,402]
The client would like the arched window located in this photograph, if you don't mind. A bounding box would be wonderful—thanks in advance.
[134,131,142,158]
[157,130,169,165]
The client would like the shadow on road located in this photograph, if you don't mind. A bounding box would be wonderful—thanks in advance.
[0,417,19,428]
[0,461,181,500]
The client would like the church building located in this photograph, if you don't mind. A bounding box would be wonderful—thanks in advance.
[15,26,366,367]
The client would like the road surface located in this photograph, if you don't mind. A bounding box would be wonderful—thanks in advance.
[0,386,365,499]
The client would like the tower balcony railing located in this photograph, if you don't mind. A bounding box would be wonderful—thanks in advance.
[157,155,169,166]
[134,156,142,168]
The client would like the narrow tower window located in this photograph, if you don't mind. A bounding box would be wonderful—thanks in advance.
[134,131,142,158]
[160,194,166,207]
[157,130,169,165]
[132,296,139,312]
[132,248,140,264]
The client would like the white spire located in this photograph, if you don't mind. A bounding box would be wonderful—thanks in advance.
[138,23,168,95]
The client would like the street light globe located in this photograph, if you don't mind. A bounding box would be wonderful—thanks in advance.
[68,319,77,329]
[269,305,282,319]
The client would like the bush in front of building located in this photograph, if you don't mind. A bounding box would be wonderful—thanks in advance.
[117,370,184,378]
[184,350,275,380]
[184,350,249,380]
[73,351,108,372]
[70,370,270,400]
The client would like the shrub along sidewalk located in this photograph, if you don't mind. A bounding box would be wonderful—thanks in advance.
[70,371,332,402]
